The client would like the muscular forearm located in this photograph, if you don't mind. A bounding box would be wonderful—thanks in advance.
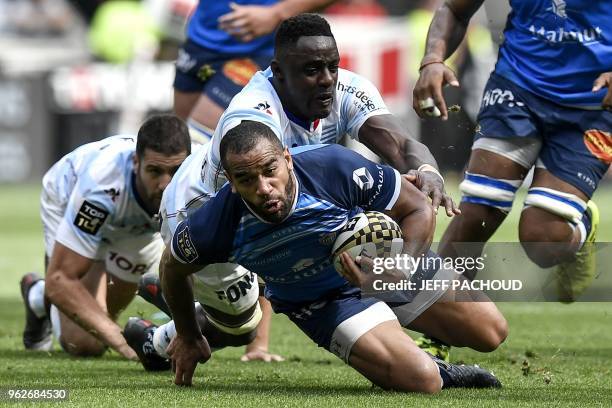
[247,297,272,351]
[422,1,483,63]
[361,116,439,173]
[398,208,435,258]
[46,271,127,351]
[160,255,200,339]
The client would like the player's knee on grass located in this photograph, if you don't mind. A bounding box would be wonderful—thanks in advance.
[349,321,441,393]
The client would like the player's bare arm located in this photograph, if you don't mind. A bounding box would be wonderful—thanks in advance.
[218,0,337,43]
[359,114,459,216]
[413,0,484,120]
[159,247,211,386]
[45,243,136,360]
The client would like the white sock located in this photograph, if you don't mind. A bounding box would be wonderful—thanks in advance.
[152,321,175,358]
[50,305,62,341]
[27,280,47,318]
[568,220,587,249]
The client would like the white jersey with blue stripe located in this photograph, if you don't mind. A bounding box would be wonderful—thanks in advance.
[204,67,390,192]
[171,144,401,303]
[42,135,160,259]
[495,0,611,107]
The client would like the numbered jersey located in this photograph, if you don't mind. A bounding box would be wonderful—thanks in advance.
[204,67,390,192]
[42,135,160,261]
[496,0,611,107]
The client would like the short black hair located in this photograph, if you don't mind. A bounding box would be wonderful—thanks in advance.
[274,13,334,56]
[136,114,191,158]
[220,121,283,171]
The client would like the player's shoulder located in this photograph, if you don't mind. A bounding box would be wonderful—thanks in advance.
[226,68,279,114]
[74,135,135,200]
[291,143,364,167]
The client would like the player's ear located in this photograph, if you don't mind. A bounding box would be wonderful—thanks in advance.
[224,171,237,193]
[271,59,283,81]
[283,147,293,171]
[133,152,140,174]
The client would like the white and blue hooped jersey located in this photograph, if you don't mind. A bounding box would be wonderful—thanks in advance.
[171,144,401,303]
[496,0,611,107]
[204,67,390,192]
[42,136,160,260]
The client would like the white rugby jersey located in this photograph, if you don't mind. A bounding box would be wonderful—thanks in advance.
[205,67,390,192]
[42,135,160,260]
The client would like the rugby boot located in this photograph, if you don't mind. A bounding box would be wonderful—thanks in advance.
[20,273,52,351]
[556,200,599,303]
[415,335,450,362]
[123,317,171,371]
[430,354,502,389]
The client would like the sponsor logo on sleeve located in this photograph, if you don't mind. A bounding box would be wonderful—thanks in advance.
[74,201,108,235]
[175,224,198,263]
[353,167,374,190]
[337,82,379,112]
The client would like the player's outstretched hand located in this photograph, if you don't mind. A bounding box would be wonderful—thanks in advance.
[241,348,285,362]
[413,62,459,120]
[593,72,612,111]
[166,334,211,386]
[403,171,460,217]
[218,2,280,43]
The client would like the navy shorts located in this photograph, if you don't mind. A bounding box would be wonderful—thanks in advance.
[173,40,272,108]
[476,73,612,197]
[269,284,397,362]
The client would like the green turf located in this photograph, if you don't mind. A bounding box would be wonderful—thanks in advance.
[1,182,612,407]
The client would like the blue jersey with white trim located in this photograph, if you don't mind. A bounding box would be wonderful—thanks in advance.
[495,0,611,107]
[171,144,401,302]
[187,0,276,55]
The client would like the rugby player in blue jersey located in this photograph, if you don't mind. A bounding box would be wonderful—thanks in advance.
[134,120,506,391]
[413,0,611,303]
[174,0,336,143]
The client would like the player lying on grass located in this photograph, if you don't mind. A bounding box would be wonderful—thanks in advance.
[19,115,190,359]
[128,121,507,391]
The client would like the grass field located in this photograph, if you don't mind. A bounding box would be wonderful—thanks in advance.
[1,182,612,407]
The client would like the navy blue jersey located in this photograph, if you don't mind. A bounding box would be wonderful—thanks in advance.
[187,0,276,56]
[171,144,401,302]
[496,0,611,107]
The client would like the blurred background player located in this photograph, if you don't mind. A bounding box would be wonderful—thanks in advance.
[413,0,611,302]
[146,121,505,389]
[174,0,338,143]
[20,114,190,359]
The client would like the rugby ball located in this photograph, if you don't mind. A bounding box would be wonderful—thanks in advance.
[332,211,404,275]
